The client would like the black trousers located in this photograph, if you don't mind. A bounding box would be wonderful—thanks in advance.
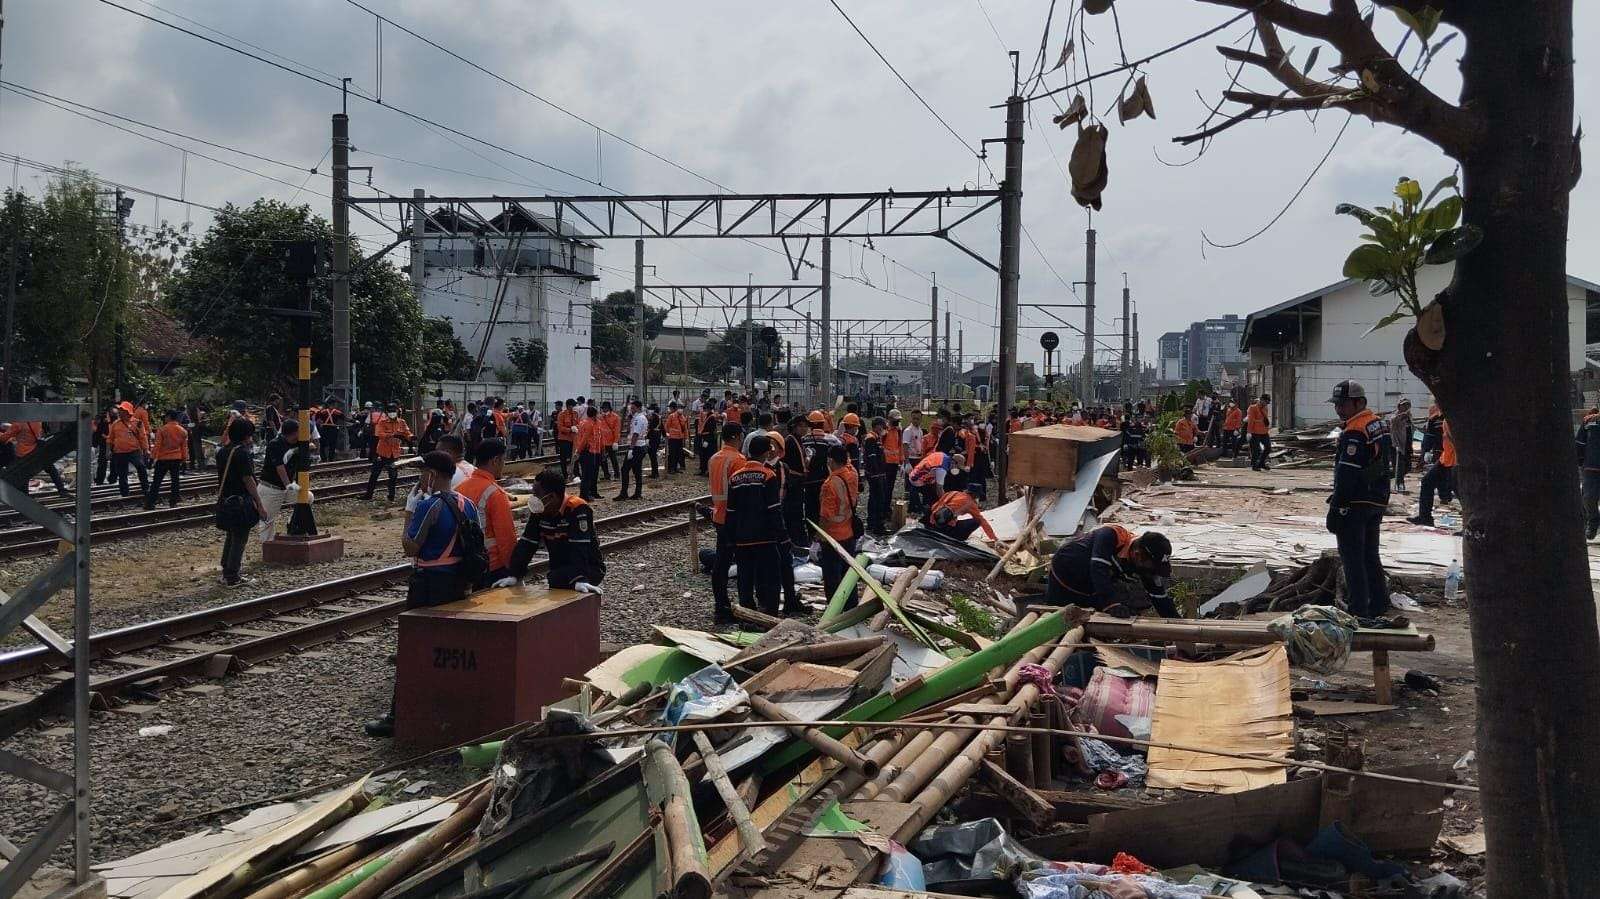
[548,560,604,589]
[112,451,149,496]
[712,523,735,611]
[1249,433,1272,469]
[1223,429,1242,458]
[600,446,616,478]
[1584,470,1600,535]
[618,447,645,497]
[1335,506,1389,618]
[932,518,982,541]
[647,438,660,477]
[189,430,207,469]
[95,444,110,483]
[696,438,713,475]
[1394,436,1414,483]
[801,483,823,549]
[777,540,802,612]
[667,438,686,473]
[146,460,182,508]
[1417,464,1455,520]
[364,455,399,500]
[557,440,573,478]
[220,524,251,583]
[736,543,783,613]
[783,483,808,548]
[905,468,926,513]
[320,431,338,463]
[579,450,601,500]
[820,533,860,610]
[865,475,892,533]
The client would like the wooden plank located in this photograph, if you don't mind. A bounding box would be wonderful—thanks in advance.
[767,801,917,889]
[1293,700,1396,717]
[1319,764,1452,855]
[978,760,1052,828]
[1372,650,1393,704]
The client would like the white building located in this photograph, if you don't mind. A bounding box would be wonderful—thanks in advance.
[410,205,599,405]
[1239,265,1600,428]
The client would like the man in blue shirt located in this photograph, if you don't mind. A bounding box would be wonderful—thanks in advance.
[366,451,480,738]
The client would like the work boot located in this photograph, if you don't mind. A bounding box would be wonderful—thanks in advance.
[363,715,395,738]
[1406,514,1435,527]
[713,605,737,625]
[1587,521,1598,541]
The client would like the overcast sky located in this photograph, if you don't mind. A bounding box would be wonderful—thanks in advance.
[4,0,1595,373]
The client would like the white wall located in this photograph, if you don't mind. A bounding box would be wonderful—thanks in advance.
[419,271,593,403]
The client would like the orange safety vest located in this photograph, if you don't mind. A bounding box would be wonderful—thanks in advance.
[2,421,42,457]
[1439,421,1457,467]
[708,444,746,525]
[1247,403,1270,436]
[153,421,189,461]
[374,417,411,459]
[665,411,688,439]
[109,419,144,454]
[1174,418,1197,444]
[882,426,904,464]
[457,467,514,572]
[601,411,621,446]
[820,465,860,541]
[556,408,578,442]
[1224,407,1243,431]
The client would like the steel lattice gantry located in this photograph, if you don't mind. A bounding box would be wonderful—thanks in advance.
[0,404,94,899]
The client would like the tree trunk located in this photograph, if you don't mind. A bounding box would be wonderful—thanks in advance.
[1409,4,1599,895]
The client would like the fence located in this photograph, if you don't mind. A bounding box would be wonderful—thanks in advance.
[424,379,738,412]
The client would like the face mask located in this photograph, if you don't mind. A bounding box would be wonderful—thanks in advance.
[387,412,398,420]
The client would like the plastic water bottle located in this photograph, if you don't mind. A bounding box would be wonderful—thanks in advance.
[1445,558,1462,601]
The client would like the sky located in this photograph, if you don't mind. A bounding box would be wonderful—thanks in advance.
[3,0,1596,375]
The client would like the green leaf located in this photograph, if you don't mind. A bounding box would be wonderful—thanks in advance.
[1423,225,1483,265]
[1334,203,1378,225]
[1424,195,1461,231]
[1422,173,1459,206]
[1343,244,1393,281]
[1394,177,1423,207]
[1367,216,1402,250]
[1389,5,1441,41]
[1361,308,1411,338]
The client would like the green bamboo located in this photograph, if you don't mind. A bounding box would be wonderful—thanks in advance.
[458,741,503,769]
[762,609,1068,772]
[302,854,394,899]
[810,523,942,650]
[818,553,871,624]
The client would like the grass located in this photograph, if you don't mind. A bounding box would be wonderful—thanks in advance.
[947,594,1002,638]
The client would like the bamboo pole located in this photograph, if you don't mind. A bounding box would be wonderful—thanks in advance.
[747,693,880,778]
[819,553,873,622]
[691,731,766,861]
[1030,710,1054,787]
[242,841,374,899]
[852,731,936,801]
[648,741,710,899]
[733,636,889,669]
[341,787,491,899]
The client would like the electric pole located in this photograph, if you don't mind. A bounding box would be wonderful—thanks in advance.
[113,188,131,401]
[1121,274,1131,402]
[1081,227,1096,404]
[819,237,832,409]
[1131,306,1141,403]
[995,88,1024,499]
[634,239,645,401]
[743,278,754,392]
[957,328,964,396]
[944,308,951,399]
[2,241,15,402]
[804,310,812,406]
[930,274,939,397]
[330,110,352,404]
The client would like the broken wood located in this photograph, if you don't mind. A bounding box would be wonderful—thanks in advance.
[649,741,711,899]
[979,759,1054,828]
[691,731,767,862]
[747,693,880,779]
[730,605,783,630]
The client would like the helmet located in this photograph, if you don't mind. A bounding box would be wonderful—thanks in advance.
[842,413,861,427]
[807,411,826,425]
[1328,381,1366,404]
[889,409,902,421]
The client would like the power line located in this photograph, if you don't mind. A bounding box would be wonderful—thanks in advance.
[827,0,977,159]
[1019,8,1254,105]
[0,150,224,211]
[339,0,734,193]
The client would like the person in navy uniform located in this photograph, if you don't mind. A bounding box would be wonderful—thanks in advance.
[1046,525,1176,617]
[505,468,606,592]
[1327,380,1393,619]
[1577,408,1600,540]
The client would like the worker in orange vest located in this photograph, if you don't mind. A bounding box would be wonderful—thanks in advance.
[598,402,622,481]
[664,402,689,474]
[144,409,190,509]
[1410,414,1457,529]
[818,445,862,608]
[576,405,606,501]
[457,438,517,587]
[108,402,151,497]
[1173,415,1198,454]
[708,422,747,622]
[725,433,787,615]
[555,399,579,480]
[924,489,997,542]
[1246,394,1273,471]
[0,420,70,496]
[363,403,413,502]
[1222,402,1244,459]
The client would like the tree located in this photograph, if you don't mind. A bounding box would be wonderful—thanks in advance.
[420,317,476,381]
[591,290,668,362]
[695,322,784,380]
[165,199,428,402]
[1112,2,1584,891]
[0,171,183,397]
[504,336,547,381]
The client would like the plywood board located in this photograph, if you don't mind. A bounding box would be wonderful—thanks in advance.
[771,801,917,889]
[295,799,458,856]
[1146,645,1293,794]
[1293,700,1396,717]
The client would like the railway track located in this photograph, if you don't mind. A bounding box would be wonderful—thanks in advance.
[0,454,564,560]
[0,495,706,731]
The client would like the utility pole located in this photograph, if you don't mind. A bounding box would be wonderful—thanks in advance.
[1081,227,1096,404]
[743,279,754,392]
[1131,306,1141,403]
[819,237,832,409]
[929,274,939,397]
[804,310,812,406]
[957,328,964,396]
[995,87,1024,499]
[330,110,352,404]
[2,241,15,402]
[944,309,952,399]
[633,239,645,402]
[113,188,131,402]
[1121,274,1131,402]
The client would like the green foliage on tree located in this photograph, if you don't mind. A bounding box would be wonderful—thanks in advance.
[591,290,668,362]
[504,336,547,381]
[164,199,429,402]
[419,317,476,381]
[0,171,186,396]
[1145,410,1192,481]
[1337,174,1482,332]
[694,322,785,380]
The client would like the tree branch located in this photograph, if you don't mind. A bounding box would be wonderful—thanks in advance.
[1197,0,1483,159]
[1173,94,1283,145]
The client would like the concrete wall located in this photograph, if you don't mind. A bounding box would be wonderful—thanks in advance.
[418,272,593,405]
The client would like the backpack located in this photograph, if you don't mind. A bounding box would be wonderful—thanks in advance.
[444,494,491,588]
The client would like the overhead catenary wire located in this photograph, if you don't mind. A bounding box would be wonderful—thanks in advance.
[1017,8,1255,106]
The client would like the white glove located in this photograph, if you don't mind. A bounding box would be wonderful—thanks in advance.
[491,577,519,588]
[573,581,604,596]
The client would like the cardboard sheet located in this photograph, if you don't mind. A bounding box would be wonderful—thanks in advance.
[295,798,458,856]
[1146,645,1293,794]
[987,448,1118,541]
[652,625,741,665]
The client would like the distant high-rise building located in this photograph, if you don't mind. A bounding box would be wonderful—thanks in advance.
[1186,315,1246,384]
[1157,331,1187,382]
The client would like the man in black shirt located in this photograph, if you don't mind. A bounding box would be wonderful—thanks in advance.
[257,420,312,541]
[1047,525,1176,617]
